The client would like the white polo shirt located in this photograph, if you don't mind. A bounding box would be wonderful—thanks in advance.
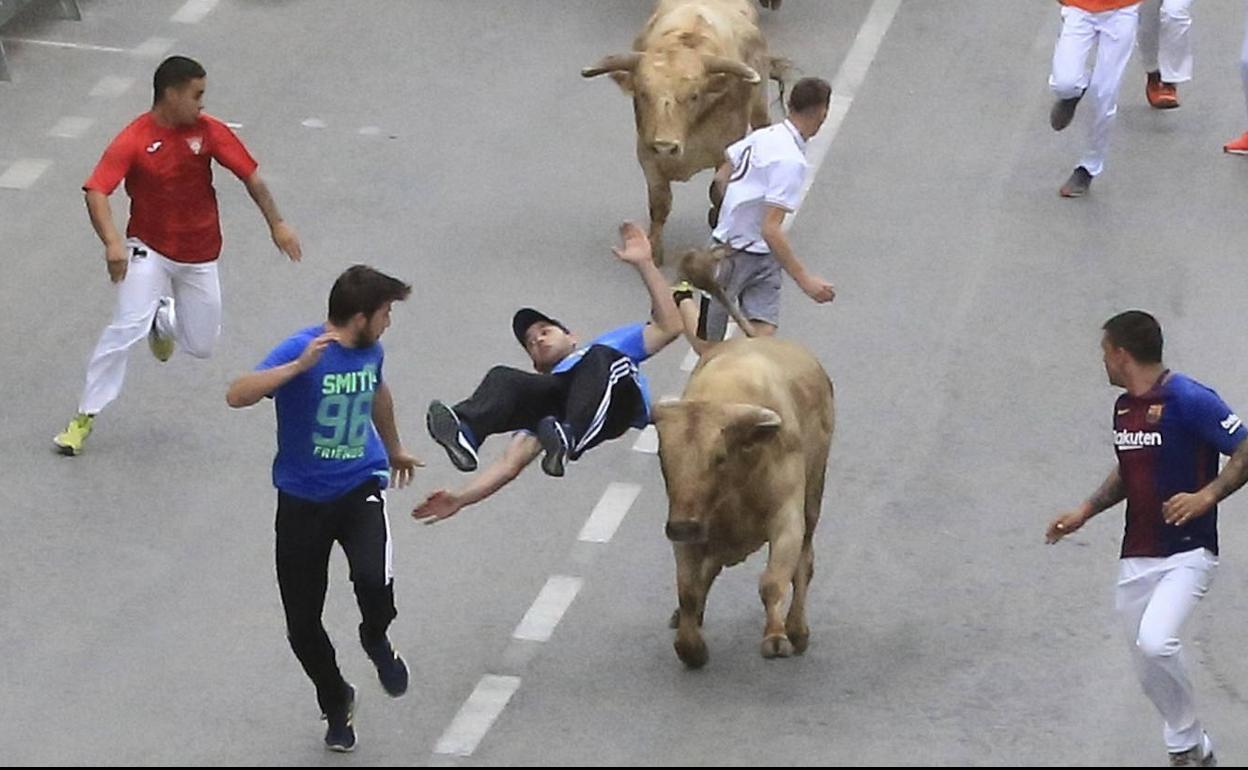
[712,119,809,254]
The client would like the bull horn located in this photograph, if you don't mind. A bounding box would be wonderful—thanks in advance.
[702,55,761,84]
[722,404,781,444]
[652,401,682,424]
[582,53,642,78]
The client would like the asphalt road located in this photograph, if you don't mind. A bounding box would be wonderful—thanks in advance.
[2,0,1247,765]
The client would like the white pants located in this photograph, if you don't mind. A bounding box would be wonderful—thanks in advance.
[1050,3,1141,176]
[1115,547,1217,753]
[78,238,221,414]
[1240,6,1248,123]
[1137,0,1194,83]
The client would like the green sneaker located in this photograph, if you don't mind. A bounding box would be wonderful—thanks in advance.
[672,280,696,305]
[53,413,94,456]
[148,298,175,363]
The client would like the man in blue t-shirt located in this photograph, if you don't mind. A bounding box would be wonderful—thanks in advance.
[413,222,683,524]
[226,265,419,753]
[1047,310,1248,767]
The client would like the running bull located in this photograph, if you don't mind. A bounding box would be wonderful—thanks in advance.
[652,336,834,668]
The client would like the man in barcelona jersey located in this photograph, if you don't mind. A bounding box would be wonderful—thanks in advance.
[1047,310,1248,767]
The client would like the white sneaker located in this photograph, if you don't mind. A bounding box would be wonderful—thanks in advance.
[1169,732,1216,767]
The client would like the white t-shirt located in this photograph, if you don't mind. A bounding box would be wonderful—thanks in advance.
[712,120,809,254]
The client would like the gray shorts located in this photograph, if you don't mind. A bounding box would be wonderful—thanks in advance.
[700,249,781,342]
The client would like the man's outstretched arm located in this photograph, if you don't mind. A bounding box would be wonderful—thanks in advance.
[412,433,541,524]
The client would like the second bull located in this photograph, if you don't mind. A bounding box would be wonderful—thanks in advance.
[653,336,834,668]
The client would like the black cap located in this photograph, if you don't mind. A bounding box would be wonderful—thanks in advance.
[512,308,568,347]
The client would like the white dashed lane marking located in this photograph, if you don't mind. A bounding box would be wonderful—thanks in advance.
[432,675,522,758]
[578,482,642,542]
[511,575,582,643]
[130,37,176,58]
[47,116,94,139]
[89,75,134,98]
[170,0,220,24]
[426,2,901,761]
[0,159,51,189]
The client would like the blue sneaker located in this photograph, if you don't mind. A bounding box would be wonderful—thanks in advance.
[360,625,408,697]
[323,684,356,753]
[536,416,569,477]
[426,400,479,472]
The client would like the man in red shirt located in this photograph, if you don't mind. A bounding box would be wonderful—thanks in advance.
[55,55,302,455]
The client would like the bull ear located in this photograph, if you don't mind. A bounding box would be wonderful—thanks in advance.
[721,404,781,445]
[582,53,642,79]
[702,56,761,84]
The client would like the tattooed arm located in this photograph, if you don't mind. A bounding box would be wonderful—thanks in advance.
[1046,467,1124,544]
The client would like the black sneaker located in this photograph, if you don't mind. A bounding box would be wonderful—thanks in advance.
[323,683,357,753]
[1050,92,1083,131]
[536,416,569,477]
[1059,166,1093,198]
[360,625,409,697]
[426,400,479,472]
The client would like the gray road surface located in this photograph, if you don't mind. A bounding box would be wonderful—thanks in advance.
[2,0,1247,766]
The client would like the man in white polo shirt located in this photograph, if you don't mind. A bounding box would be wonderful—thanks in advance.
[696,77,835,346]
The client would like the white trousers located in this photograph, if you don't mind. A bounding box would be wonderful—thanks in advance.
[1240,6,1248,123]
[1115,547,1217,753]
[78,238,221,415]
[1050,3,1141,176]
[1137,0,1195,83]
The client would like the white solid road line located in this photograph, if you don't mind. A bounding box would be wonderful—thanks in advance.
[2,38,126,53]
[432,675,522,758]
[787,0,902,229]
[4,36,175,58]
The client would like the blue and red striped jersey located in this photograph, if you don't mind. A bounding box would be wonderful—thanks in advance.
[1114,372,1246,558]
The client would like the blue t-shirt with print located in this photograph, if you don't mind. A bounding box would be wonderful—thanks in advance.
[551,322,653,428]
[256,324,390,502]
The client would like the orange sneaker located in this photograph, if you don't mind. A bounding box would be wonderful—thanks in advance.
[1146,71,1179,109]
[1224,131,1248,155]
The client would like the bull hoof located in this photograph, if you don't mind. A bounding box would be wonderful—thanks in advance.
[787,630,810,655]
[668,608,679,629]
[675,637,709,669]
[760,634,793,659]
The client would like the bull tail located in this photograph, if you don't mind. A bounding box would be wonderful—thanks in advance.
[679,246,759,339]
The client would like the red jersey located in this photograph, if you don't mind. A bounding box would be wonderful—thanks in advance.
[83,112,259,264]
[1062,0,1140,12]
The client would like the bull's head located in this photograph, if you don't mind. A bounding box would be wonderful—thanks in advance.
[582,51,760,159]
[652,400,781,543]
